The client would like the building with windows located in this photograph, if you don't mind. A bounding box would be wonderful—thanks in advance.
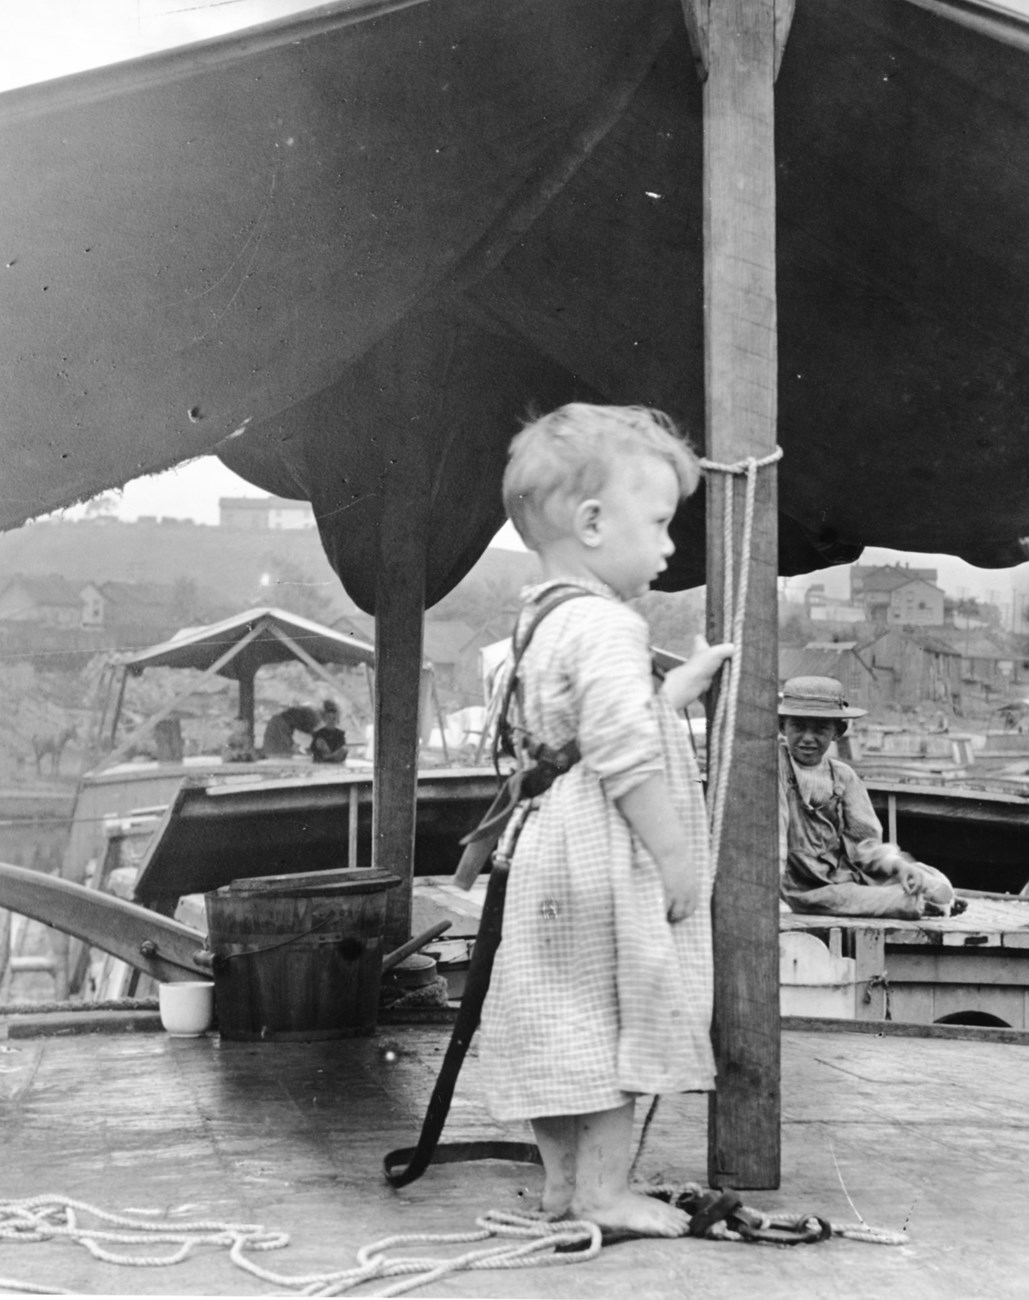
[219,496,316,530]
[849,565,944,626]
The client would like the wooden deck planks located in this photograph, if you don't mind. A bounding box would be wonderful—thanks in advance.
[781,893,1029,948]
[1,1023,1028,1297]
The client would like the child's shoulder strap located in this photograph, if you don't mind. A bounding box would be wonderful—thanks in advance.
[494,583,595,764]
[511,583,596,664]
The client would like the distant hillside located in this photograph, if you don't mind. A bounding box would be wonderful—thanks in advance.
[0,518,540,624]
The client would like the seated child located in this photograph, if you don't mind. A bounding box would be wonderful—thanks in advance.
[311,699,348,764]
[778,676,964,919]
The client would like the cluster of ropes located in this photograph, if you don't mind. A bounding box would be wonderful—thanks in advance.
[0,1190,906,1297]
[699,446,783,871]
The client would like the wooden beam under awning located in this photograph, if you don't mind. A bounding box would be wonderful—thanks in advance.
[684,0,790,1190]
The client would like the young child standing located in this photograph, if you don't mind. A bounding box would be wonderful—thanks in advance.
[479,403,732,1239]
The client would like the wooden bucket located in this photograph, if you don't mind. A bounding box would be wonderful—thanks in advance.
[205,869,401,1041]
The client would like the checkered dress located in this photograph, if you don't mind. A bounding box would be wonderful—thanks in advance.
[479,581,715,1121]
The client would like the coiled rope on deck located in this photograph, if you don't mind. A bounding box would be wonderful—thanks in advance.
[0,1197,600,1297]
[698,446,783,869]
[0,1195,288,1294]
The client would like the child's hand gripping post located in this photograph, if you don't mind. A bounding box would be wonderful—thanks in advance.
[661,636,735,712]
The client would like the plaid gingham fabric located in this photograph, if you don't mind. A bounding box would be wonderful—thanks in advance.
[480,582,715,1121]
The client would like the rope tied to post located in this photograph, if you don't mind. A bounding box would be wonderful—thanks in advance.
[698,446,783,870]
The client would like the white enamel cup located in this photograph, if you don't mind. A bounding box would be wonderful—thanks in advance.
[158,981,214,1036]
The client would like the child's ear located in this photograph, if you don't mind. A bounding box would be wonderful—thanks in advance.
[574,498,603,546]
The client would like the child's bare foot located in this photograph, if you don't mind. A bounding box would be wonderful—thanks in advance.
[570,1189,689,1237]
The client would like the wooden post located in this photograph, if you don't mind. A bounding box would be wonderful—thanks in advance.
[237,672,255,748]
[373,466,430,952]
[690,0,786,1189]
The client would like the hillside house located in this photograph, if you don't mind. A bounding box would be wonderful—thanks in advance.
[929,627,1025,700]
[79,581,183,640]
[859,628,961,710]
[0,575,229,661]
[887,578,946,627]
[0,574,82,627]
[850,565,945,626]
[850,563,937,599]
[219,496,316,530]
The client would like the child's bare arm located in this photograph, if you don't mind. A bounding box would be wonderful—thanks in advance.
[615,775,699,923]
[661,636,734,712]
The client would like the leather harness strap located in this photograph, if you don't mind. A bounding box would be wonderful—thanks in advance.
[384,585,592,1187]
[451,585,593,890]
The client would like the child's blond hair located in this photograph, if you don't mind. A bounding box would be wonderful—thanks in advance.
[503,403,701,550]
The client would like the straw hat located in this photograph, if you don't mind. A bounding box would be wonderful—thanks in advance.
[777,676,866,719]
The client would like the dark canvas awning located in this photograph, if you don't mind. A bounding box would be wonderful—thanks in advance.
[2,0,1029,604]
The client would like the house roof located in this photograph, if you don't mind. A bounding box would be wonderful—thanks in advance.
[98,580,177,609]
[905,631,962,655]
[0,572,81,606]
[928,628,1013,660]
[858,567,931,595]
[332,611,376,643]
[888,577,943,597]
[861,628,961,656]
[852,564,938,593]
[779,645,875,682]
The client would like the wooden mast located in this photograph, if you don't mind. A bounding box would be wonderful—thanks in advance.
[372,447,431,953]
[682,0,792,1189]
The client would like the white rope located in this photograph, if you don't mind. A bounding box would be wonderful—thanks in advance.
[832,1222,908,1245]
[699,446,783,872]
[0,1195,289,1294]
[0,1198,600,1298]
[629,447,781,1168]
[323,1211,602,1298]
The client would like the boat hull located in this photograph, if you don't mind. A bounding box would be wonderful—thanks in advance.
[867,778,1029,894]
[132,766,497,910]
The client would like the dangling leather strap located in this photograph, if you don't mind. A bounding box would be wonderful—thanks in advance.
[383,587,593,1187]
[382,863,544,1185]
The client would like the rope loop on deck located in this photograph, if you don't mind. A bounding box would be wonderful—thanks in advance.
[0,1198,600,1297]
[0,1194,290,1294]
[698,445,783,871]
